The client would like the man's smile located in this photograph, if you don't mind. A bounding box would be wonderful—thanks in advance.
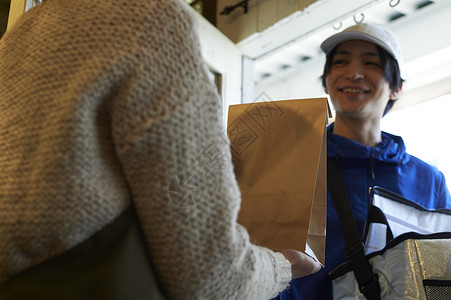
[338,87,370,94]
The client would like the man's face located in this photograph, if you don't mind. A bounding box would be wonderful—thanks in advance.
[325,40,398,120]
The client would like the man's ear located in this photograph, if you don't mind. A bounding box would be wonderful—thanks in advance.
[389,82,403,100]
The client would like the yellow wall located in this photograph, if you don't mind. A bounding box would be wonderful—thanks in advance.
[216,0,317,43]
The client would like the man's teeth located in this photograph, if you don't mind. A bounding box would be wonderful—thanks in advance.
[342,88,366,93]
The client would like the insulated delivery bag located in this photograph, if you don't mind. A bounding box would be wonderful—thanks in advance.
[330,186,451,300]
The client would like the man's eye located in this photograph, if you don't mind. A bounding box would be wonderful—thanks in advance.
[332,60,346,65]
[366,61,381,67]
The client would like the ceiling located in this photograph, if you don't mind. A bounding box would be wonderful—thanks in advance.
[240,0,450,89]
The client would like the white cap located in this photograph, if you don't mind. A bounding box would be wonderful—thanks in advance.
[320,23,403,66]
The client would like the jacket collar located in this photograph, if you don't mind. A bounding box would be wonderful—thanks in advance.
[327,123,409,164]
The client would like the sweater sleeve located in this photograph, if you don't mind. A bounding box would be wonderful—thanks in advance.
[111,1,291,299]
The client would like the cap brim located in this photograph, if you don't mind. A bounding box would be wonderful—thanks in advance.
[320,31,398,61]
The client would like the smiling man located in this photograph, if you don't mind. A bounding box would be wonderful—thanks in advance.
[275,23,451,300]
[322,25,403,148]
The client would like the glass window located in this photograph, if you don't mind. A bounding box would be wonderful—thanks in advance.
[381,94,451,185]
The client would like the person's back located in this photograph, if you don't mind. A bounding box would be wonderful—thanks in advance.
[0,0,196,290]
[1,0,324,298]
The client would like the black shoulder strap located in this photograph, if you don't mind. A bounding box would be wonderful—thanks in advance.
[327,157,381,300]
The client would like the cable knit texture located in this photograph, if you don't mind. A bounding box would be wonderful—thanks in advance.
[0,0,291,299]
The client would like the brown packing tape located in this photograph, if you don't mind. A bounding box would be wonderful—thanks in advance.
[227,98,328,265]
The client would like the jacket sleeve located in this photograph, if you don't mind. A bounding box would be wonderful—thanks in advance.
[111,1,291,299]
[436,171,451,208]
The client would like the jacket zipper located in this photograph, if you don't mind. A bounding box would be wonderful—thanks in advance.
[370,158,376,180]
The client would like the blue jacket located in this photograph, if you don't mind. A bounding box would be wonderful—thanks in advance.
[276,123,451,300]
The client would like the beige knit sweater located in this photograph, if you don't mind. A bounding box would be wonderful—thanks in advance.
[0,0,291,299]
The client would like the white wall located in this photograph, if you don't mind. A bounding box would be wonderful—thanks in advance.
[253,55,326,103]
[192,9,243,123]
[253,0,451,109]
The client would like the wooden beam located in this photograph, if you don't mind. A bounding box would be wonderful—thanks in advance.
[203,0,217,26]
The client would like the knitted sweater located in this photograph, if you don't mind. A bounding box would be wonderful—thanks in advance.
[0,0,291,299]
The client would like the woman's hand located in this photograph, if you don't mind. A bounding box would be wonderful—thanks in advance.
[279,249,322,279]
